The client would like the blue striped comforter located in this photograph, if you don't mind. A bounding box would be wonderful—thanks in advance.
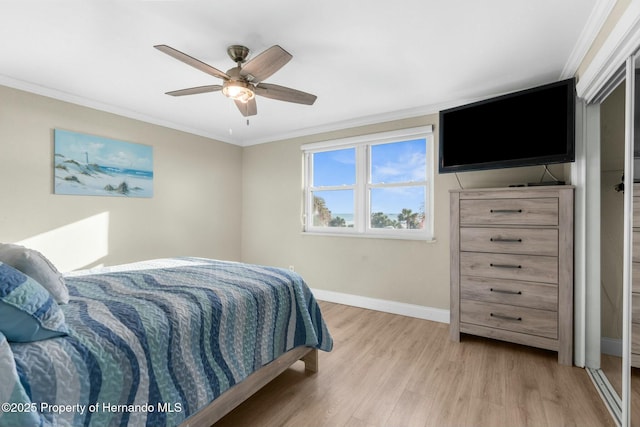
[0,258,332,427]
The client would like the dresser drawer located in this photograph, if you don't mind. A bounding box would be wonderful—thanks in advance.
[460,276,557,311]
[460,252,558,284]
[460,198,558,226]
[460,227,558,256]
[633,293,640,323]
[460,300,557,339]
[633,323,640,356]
[634,190,640,227]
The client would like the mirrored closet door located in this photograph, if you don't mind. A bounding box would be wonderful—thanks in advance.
[601,73,627,416]
[584,50,638,427]
[629,52,640,427]
[577,6,640,426]
[605,52,638,427]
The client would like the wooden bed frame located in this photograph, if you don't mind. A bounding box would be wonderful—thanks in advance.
[180,346,318,427]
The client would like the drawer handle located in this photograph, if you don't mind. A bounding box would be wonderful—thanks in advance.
[490,313,522,322]
[490,263,522,269]
[490,237,523,243]
[490,288,522,295]
[490,209,523,214]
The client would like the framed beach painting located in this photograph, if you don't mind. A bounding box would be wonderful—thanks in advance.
[54,129,153,198]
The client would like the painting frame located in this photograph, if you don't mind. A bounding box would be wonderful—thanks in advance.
[54,129,154,198]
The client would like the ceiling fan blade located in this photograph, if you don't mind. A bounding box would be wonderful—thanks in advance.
[234,98,257,117]
[154,44,229,80]
[240,45,292,83]
[255,83,317,105]
[165,85,223,96]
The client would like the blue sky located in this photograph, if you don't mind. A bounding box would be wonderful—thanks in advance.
[313,138,426,214]
[313,147,356,186]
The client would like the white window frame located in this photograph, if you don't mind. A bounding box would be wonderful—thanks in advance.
[301,125,434,240]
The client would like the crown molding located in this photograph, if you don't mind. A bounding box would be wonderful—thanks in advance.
[239,104,444,146]
[0,74,233,144]
[561,0,618,79]
[1,72,444,147]
[577,1,640,102]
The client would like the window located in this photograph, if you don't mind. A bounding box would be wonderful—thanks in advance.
[302,126,433,239]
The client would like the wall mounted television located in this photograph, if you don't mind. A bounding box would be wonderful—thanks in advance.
[438,78,576,174]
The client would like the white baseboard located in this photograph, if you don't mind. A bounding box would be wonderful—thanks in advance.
[311,288,449,324]
[601,337,622,357]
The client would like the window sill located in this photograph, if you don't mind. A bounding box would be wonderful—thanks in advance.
[301,230,437,242]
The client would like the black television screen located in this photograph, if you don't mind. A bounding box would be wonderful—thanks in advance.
[438,78,575,174]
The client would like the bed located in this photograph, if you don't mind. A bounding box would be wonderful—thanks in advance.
[0,250,332,427]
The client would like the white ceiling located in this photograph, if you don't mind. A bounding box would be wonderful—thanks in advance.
[0,0,604,146]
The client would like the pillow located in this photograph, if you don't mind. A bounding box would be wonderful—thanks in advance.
[0,262,69,342]
[0,243,69,304]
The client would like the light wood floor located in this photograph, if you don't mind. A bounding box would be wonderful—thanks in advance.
[215,302,615,427]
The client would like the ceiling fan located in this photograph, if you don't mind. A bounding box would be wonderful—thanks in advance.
[154,44,317,117]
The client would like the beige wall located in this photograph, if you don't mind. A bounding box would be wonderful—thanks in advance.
[240,115,568,309]
[0,85,242,271]
[0,83,571,311]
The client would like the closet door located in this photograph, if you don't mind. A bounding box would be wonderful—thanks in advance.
[600,74,626,419]
[628,54,639,427]
[631,183,640,427]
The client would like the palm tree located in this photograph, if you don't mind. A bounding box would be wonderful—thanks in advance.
[371,212,396,228]
[313,196,332,226]
[329,216,346,227]
[398,208,420,229]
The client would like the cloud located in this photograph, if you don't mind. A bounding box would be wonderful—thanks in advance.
[330,148,356,165]
[372,150,426,183]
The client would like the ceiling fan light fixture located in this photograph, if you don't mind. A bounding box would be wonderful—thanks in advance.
[222,81,255,103]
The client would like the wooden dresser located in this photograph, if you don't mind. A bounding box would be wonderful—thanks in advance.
[450,186,574,365]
